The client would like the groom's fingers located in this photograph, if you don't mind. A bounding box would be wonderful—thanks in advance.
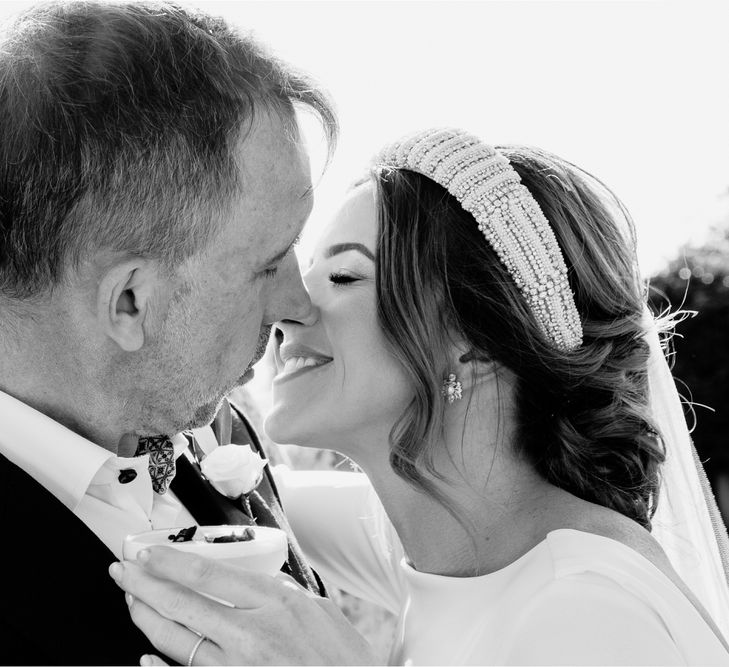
[128,597,223,666]
[131,546,288,608]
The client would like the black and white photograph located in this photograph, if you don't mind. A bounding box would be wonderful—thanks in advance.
[1,1,728,665]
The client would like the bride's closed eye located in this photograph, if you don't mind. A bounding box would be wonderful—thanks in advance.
[329,271,362,286]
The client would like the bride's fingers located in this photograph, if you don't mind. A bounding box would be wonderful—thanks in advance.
[139,654,169,666]
[274,570,321,598]
[121,546,288,608]
[128,597,223,666]
[111,560,238,641]
[113,552,345,664]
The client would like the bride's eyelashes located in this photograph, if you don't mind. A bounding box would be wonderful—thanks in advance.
[328,271,361,286]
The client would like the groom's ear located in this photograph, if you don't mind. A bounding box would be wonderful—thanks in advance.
[97,258,160,352]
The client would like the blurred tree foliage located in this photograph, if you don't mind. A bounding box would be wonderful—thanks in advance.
[649,224,729,482]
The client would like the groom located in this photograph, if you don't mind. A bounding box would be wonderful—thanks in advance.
[0,2,336,664]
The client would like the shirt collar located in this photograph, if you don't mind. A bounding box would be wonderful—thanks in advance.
[0,389,189,511]
[91,434,190,486]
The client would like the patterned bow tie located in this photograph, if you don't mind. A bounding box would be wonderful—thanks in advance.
[135,435,176,494]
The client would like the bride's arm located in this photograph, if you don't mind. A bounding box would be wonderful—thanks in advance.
[274,466,405,614]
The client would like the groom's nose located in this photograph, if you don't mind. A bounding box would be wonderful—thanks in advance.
[265,253,314,325]
[285,287,315,325]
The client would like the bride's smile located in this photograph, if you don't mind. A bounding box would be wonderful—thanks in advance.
[274,342,334,382]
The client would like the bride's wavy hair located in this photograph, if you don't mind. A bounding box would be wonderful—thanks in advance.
[370,146,665,530]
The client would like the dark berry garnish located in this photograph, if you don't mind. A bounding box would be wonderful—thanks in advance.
[168,526,197,542]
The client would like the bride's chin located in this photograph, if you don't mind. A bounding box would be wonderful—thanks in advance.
[263,409,319,449]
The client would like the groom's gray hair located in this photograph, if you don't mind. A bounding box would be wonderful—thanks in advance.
[0,1,337,299]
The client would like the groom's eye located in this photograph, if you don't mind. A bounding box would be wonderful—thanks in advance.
[259,235,302,280]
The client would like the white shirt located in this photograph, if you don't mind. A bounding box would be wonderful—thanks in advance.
[0,389,220,558]
[276,468,729,666]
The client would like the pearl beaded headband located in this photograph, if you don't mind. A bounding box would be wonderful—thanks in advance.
[375,128,583,352]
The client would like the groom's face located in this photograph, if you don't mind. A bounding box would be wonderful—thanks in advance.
[136,115,314,435]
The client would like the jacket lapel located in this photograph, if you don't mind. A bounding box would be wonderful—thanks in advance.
[170,454,255,527]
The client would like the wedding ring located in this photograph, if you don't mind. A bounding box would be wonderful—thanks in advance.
[187,634,206,667]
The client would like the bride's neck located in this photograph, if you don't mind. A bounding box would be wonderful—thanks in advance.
[358,451,562,578]
[350,392,568,578]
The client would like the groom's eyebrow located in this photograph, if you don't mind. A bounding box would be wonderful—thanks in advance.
[264,232,302,267]
[325,243,375,262]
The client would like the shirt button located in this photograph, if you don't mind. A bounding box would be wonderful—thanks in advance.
[118,469,138,484]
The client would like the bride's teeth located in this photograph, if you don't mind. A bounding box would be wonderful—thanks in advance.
[283,358,299,374]
[280,355,330,376]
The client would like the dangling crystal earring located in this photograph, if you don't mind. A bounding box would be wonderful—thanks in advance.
[441,373,463,404]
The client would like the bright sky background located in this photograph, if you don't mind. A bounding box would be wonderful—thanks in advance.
[2,0,728,276]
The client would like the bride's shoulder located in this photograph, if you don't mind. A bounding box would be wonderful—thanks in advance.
[544,493,668,571]
[496,503,724,665]
[544,497,729,645]
[501,566,687,666]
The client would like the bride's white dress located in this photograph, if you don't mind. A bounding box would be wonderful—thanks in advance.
[276,468,729,666]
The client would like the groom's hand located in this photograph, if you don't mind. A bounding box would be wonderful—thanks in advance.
[109,548,378,665]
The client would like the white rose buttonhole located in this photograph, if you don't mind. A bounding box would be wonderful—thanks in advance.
[200,444,268,500]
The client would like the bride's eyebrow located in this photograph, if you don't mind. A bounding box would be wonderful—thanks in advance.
[325,242,375,261]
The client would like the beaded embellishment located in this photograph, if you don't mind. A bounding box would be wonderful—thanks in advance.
[441,373,463,404]
[375,128,583,352]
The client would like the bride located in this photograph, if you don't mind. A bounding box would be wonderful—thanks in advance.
[112,128,729,665]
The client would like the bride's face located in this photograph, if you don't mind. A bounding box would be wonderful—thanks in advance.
[264,182,413,452]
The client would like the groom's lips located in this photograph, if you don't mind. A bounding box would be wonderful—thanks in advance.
[250,326,272,366]
[235,326,273,385]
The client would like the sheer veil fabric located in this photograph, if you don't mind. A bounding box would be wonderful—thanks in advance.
[646,305,729,637]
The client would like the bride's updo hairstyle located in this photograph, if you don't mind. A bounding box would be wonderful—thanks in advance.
[370,144,665,530]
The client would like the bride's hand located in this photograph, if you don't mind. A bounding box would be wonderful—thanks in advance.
[109,547,379,666]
